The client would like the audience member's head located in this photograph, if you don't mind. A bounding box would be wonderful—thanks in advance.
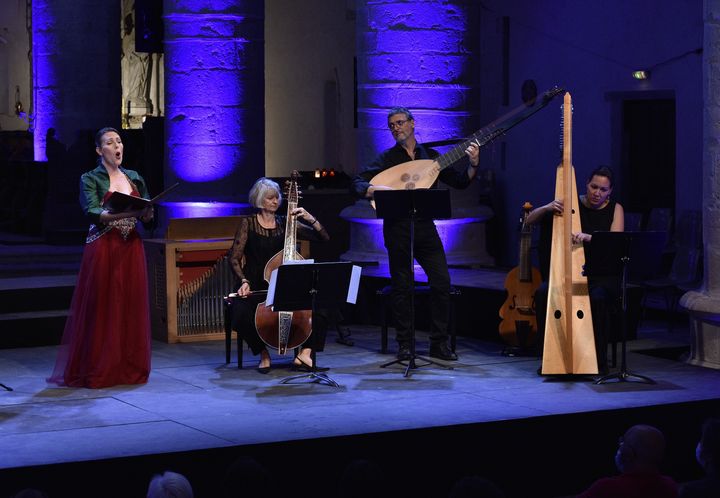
[615,424,667,474]
[223,455,273,498]
[696,417,720,476]
[338,458,386,498]
[10,489,49,498]
[146,471,193,498]
[448,475,504,498]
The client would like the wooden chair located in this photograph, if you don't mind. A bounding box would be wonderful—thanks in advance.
[638,246,702,326]
[224,295,245,368]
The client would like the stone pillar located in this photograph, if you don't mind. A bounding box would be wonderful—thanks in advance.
[345,0,492,266]
[679,0,720,369]
[355,0,481,166]
[163,0,264,219]
[33,0,121,239]
[32,0,121,160]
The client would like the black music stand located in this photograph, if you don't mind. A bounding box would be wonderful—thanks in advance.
[0,382,11,391]
[374,189,453,377]
[587,231,666,385]
[268,261,361,387]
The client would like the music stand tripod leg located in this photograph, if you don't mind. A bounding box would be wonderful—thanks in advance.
[0,382,13,391]
[280,351,341,388]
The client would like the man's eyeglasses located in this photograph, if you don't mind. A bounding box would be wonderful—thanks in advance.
[388,119,409,130]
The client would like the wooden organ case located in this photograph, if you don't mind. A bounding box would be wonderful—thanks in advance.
[145,217,240,343]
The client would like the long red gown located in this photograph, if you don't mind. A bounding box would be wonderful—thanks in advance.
[49,191,151,388]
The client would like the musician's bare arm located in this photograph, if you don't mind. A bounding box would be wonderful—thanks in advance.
[611,202,625,232]
[526,200,563,225]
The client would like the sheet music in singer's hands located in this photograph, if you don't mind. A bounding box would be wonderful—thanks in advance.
[102,182,180,213]
[266,259,315,307]
[102,191,151,213]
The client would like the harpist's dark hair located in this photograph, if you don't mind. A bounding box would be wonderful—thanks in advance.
[587,165,615,187]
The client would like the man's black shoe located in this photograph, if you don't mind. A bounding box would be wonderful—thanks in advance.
[429,343,458,361]
[397,343,411,360]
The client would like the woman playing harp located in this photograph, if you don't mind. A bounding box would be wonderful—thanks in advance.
[526,165,624,375]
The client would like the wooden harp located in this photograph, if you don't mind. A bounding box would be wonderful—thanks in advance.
[541,92,597,375]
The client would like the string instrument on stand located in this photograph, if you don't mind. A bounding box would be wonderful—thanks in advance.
[499,202,541,348]
[541,92,597,375]
[369,86,563,207]
[254,171,312,355]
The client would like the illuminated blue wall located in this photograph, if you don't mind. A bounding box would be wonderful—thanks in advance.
[163,0,264,218]
[31,0,55,161]
[352,0,486,263]
[32,0,119,161]
[356,0,481,168]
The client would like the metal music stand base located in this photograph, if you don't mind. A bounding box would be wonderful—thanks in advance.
[0,382,13,391]
[595,369,655,385]
[280,371,340,388]
[380,353,454,378]
[280,352,340,387]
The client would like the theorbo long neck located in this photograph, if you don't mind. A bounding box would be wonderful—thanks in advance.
[283,200,298,261]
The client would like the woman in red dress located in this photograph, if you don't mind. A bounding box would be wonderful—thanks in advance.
[49,127,153,388]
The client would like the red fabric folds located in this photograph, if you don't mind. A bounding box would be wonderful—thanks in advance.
[49,217,151,388]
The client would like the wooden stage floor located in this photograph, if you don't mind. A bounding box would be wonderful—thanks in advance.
[1,316,718,498]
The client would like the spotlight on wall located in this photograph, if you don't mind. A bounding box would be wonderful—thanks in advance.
[632,70,650,80]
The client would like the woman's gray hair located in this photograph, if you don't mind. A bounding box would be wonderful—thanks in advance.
[248,177,282,209]
[146,471,193,498]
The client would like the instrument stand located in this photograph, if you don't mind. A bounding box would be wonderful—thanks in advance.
[374,189,454,377]
[268,261,361,388]
[501,322,536,357]
[0,382,12,391]
[588,231,666,385]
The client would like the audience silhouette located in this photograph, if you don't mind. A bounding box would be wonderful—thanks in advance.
[222,455,274,497]
[448,475,504,498]
[576,424,678,498]
[146,470,194,498]
[679,417,720,498]
[9,490,49,498]
[337,458,388,498]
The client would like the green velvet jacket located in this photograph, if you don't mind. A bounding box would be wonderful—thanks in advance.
[79,164,150,226]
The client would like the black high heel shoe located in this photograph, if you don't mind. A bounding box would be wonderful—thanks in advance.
[292,357,329,372]
[256,366,271,374]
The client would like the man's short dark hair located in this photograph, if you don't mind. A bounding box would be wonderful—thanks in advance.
[387,107,414,121]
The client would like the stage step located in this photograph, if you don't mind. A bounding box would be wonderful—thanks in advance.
[0,310,69,348]
[0,243,82,278]
[0,275,76,348]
